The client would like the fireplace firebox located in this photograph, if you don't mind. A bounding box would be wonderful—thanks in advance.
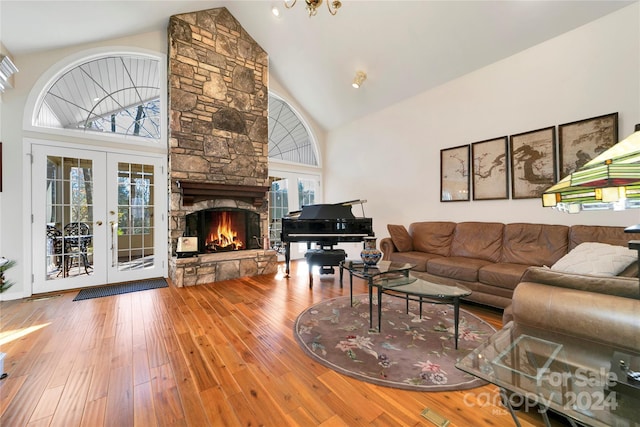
[185,208,261,253]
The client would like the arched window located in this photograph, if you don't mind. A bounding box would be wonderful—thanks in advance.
[267,94,321,255]
[268,94,318,166]
[33,54,161,141]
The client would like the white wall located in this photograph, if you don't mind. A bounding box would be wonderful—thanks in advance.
[325,3,640,239]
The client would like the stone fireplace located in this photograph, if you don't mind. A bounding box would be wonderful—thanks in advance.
[167,8,277,286]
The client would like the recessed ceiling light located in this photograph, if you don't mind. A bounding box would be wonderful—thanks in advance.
[272,6,281,17]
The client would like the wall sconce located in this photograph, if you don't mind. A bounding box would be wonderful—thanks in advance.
[352,71,367,89]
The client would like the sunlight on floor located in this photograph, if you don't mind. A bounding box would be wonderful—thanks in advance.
[0,323,51,346]
[275,264,287,280]
[274,261,311,280]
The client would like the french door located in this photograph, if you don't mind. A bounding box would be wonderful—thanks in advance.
[269,171,321,261]
[32,144,167,294]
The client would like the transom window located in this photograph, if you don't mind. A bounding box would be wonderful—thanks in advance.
[34,55,161,140]
[268,94,318,166]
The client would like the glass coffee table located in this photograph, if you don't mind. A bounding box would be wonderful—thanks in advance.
[455,321,640,427]
[340,260,414,306]
[340,260,472,349]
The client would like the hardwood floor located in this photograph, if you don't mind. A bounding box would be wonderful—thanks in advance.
[0,261,562,426]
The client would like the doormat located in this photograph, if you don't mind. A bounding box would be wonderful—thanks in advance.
[73,278,168,301]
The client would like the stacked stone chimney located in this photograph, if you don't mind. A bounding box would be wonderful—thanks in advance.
[167,8,276,285]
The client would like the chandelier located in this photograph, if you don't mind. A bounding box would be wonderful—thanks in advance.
[284,0,342,17]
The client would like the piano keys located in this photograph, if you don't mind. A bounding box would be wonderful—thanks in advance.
[280,200,374,276]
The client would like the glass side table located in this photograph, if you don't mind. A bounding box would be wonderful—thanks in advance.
[456,321,640,427]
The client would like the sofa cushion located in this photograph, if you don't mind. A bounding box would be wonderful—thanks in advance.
[387,251,442,272]
[551,242,637,276]
[450,222,504,262]
[409,222,456,256]
[478,262,529,290]
[387,224,413,252]
[501,223,568,266]
[427,256,492,282]
[568,225,634,251]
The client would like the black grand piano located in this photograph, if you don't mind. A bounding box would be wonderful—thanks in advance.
[281,199,374,276]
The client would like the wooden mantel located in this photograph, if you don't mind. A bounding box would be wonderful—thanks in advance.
[177,181,270,207]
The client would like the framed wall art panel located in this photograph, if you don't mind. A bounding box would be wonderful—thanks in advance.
[472,136,509,200]
[558,112,618,179]
[440,144,470,202]
[509,126,556,199]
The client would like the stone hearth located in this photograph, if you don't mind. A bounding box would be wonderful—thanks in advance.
[169,250,276,286]
[168,7,277,286]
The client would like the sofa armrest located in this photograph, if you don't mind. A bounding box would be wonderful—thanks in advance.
[379,237,396,261]
[502,304,513,325]
[512,281,640,352]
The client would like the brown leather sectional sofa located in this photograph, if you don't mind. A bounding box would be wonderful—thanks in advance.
[379,221,638,309]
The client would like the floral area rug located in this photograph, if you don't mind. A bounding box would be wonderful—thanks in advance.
[294,294,495,391]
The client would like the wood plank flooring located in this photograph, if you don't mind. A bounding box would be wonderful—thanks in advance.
[0,261,566,426]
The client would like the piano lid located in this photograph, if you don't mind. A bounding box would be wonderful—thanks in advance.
[298,204,354,220]
[287,199,367,220]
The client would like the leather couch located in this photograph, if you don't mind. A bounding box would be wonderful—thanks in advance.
[379,221,638,309]
[503,266,639,330]
[500,267,640,423]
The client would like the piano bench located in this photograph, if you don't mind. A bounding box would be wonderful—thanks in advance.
[304,249,347,288]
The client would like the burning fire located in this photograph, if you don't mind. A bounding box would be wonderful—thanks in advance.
[206,212,243,251]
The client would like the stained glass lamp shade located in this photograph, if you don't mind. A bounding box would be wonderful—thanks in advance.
[542,130,640,213]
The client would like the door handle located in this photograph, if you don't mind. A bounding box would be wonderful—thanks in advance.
[110,221,117,267]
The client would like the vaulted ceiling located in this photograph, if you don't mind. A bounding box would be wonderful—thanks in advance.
[1,1,635,131]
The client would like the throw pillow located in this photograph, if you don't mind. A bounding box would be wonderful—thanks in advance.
[551,242,637,276]
[387,224,413,252]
